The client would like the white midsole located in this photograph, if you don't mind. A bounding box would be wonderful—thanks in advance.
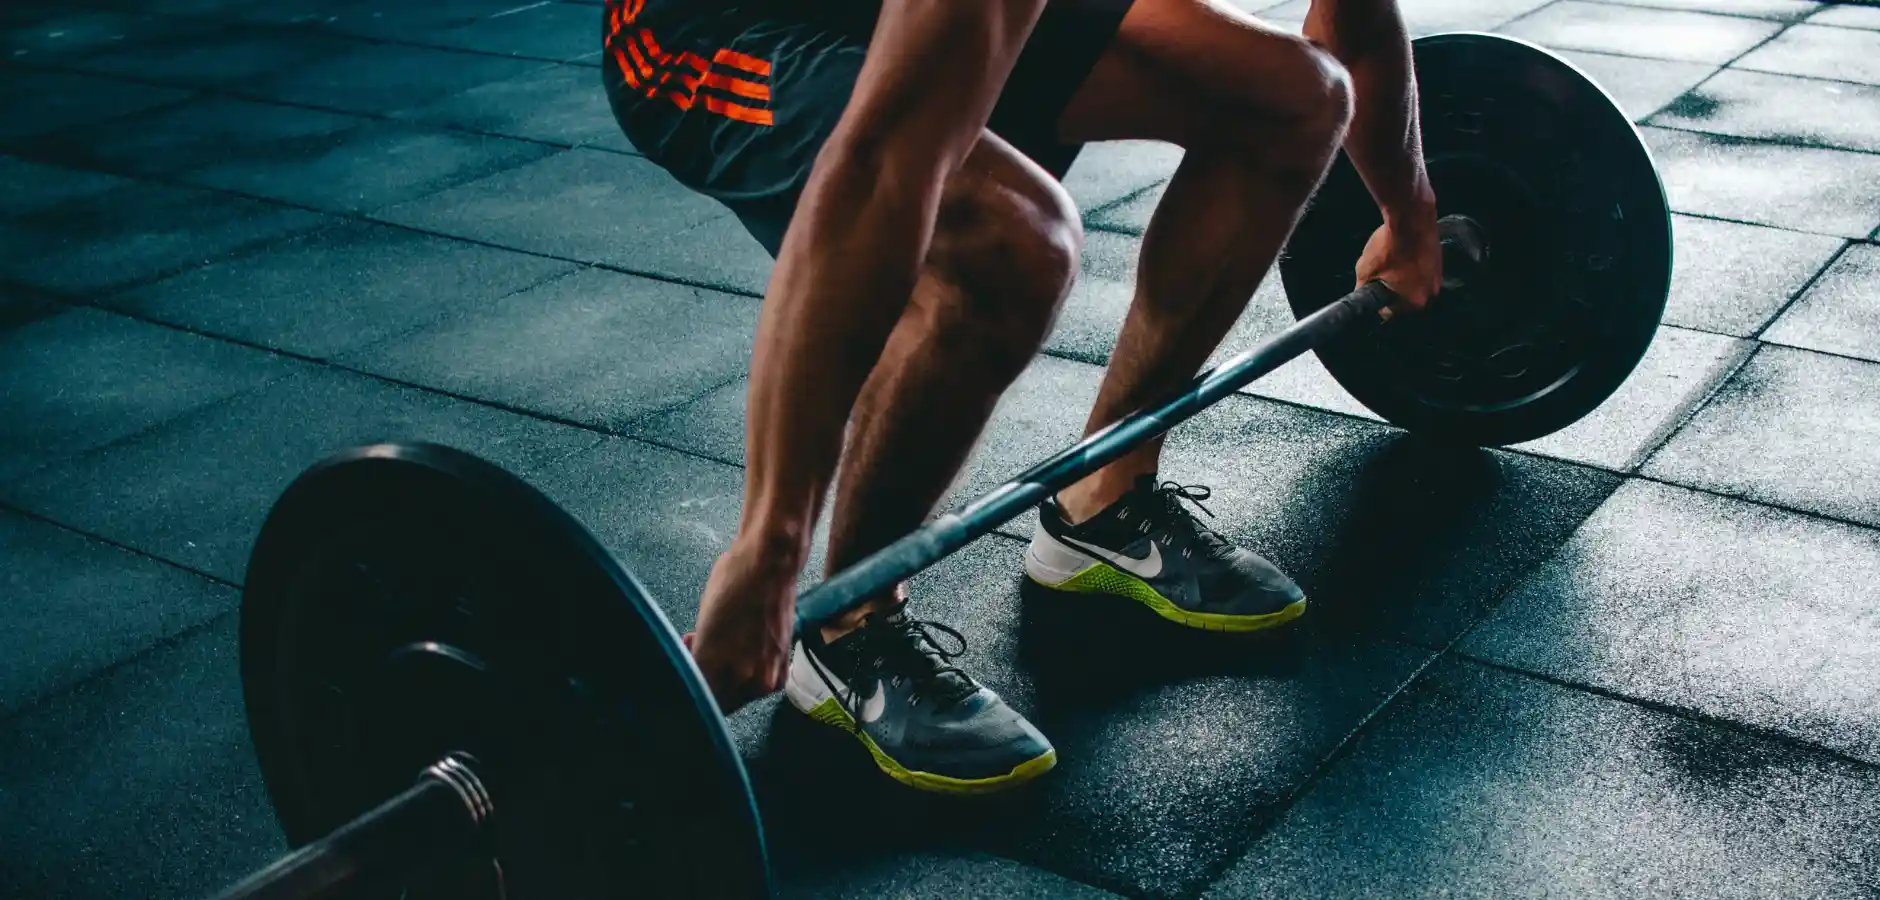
[1025,527,1101,586]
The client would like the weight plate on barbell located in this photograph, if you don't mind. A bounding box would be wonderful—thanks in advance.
[240,443,769,899]
[1281,32,1672,446]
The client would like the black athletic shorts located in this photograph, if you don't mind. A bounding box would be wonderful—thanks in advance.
[600,0,1134,256]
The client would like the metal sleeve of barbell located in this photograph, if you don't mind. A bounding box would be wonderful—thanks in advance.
[792,279,1399,635]
[206,759,489,900]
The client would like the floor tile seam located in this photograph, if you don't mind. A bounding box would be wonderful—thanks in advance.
[31,7,603,70]
[1081,179,1169,233]
[1642,118,1880,159]
[1182,449,1658,899]
[1747,238,1859,341]
[1494,0,1577,34]
[1177,638,1463,900]
[0,52,598,157]
[1449,650,1880,772]
[0,140,738,306]
[1666,208,1863,240]
[0,322,310,492]
[0,507,240,728]
[1577,0,1823,23]
[0,608,240,730]
[1618,335,1760,472]
[1628,468,1880,532]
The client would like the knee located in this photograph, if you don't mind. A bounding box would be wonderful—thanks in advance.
[1211,40,1353,174]
[925,178,1082,374]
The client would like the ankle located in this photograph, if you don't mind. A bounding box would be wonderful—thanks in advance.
[818,585,907,643]
[1057,472,1141,525]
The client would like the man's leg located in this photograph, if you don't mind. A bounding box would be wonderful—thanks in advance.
[775,133,1078,794]
[818,134,1080,638]
[1023,0,1353,630]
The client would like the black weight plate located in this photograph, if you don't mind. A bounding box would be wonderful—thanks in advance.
[240,443,769,899]
[1281,32,1672,446]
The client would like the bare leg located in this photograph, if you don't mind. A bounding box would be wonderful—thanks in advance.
[1050,0,1353,521]
[820,135,1081,640]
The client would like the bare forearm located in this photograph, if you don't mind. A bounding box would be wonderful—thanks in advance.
[1306,3,1434,223]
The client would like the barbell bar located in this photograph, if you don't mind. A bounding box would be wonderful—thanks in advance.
[207,31,1671,900]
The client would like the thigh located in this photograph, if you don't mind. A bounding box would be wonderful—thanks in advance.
[1055,0,1341,146]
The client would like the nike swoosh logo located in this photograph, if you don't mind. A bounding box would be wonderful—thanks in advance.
[812,657,888,723]
[857,682,886,723]
[1060,534,1164,579]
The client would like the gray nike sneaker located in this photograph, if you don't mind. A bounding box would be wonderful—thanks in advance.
[783,606,1056,794]
[1025,475,1306,632]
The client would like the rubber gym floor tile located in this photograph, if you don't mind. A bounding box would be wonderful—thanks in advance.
[776,852,1124,900]
[0,10,196,64]
[1085,176,1166,235]
[1763,244,1880,362]
[341,267,759,429]
[1650,68,1880,153]
[370,148,730,266]
[0,616,285,900]
[60,24,362,90]
[108,219,577,359]
[0,70,191,144]
[1389,0,1557,34]
[0,180,330,296]
[1643,345,1880,527]
[520,437,753,628]
[1552,50,1719,121]
[0,511,234,718]
[1641,126,1880,238]
[1153,395,1624,647]
[28,96,366,180]
[614,212,779,294]
[1061,141,1184,219]
[1045,230,1380,423]
[395,62,632,151]
[1497,2,1783,64]
[1810,2,1880,28]
[297,0,543,41]
[739,532,1435,900]
[0,282,62,329]
[0,155,135,217]
[0,308,295,484]
[1735,23,1880,86]
[181,119,558,216]
[1592,0,1821,21]
[1660,213,1845,335]
[425,0,598,62]
[1463,479,1880,764]
[237,42,550,116]
[1511,325,1751,472]
[0,364,603,582]
[1206,658,1880,899]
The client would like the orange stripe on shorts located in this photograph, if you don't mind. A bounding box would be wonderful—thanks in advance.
[711,48,772,77]
[702,71,770,101]
[704,95,774,125]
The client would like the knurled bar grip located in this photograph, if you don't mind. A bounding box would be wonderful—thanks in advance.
[209,755,493,900]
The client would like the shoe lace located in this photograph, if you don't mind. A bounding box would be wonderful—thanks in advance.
[1146,481,1237,561]
[864,611,978,709]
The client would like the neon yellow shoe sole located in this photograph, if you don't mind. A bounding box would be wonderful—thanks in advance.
[1031,560,1307,633]
[801,698,1058,795]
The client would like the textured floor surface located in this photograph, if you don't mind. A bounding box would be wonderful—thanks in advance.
[3,0,1878,898]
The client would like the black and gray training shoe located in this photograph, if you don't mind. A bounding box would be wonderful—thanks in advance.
[783,605,1056,794]
[1025,475,1306,632]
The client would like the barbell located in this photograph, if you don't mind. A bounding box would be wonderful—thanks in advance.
[205,32,1670,900]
